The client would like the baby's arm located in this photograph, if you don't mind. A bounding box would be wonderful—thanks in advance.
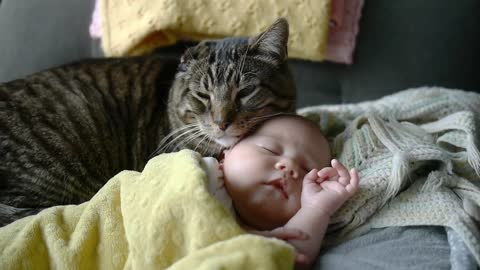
[283,203,330,268]
[285,159,359,269]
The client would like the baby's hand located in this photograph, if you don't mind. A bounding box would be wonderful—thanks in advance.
[248,227,310,241]
[301,159,359,217]
[247,227,310,264]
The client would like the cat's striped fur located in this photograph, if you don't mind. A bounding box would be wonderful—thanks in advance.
[0,18,296,226]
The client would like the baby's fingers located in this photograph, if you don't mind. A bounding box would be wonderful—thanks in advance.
[346,168,360,193]
[317,167,338,182]
[320,180,348,195]
[331,159,350,183]
[303,169,319,183]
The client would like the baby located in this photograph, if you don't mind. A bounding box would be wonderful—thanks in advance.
[203,115,359,269]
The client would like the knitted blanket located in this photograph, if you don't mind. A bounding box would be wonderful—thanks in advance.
[0,150,293,270]
[100,0,330,61]
[299,87,480,264]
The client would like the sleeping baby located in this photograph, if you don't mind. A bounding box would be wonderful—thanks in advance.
[202,115,360,269]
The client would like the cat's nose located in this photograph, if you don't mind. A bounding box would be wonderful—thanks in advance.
[216,120,231,131]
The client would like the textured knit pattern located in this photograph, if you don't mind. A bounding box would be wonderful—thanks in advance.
[100,0,331,61]
[299,87,480,264]
[0,150,294,270]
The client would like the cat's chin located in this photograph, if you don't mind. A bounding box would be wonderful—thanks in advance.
[215,136,241,148]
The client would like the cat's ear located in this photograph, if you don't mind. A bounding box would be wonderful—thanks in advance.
[248,18,289,64]
[180,41,212,63]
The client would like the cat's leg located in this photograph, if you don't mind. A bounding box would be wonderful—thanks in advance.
[0,203,44,227]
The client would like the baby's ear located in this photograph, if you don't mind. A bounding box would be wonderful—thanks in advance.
[220,149,230,160]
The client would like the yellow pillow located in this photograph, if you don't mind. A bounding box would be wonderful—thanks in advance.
[101,0,331,61]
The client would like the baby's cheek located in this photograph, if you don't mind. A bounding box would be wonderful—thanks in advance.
[222,158,241,178]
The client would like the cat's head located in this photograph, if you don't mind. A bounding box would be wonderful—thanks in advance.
[167,18,296,155]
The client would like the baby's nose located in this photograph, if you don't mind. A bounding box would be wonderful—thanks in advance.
[275,161,299,179]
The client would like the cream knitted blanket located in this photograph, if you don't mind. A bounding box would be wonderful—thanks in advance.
[100,0,330,61]
[298,87,480,264]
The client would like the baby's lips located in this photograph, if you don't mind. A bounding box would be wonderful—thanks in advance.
[267,178,289,199]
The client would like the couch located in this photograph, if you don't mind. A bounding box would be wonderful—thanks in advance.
[1,0,479,269]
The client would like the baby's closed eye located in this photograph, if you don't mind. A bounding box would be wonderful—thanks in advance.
[256,141,282,155]
[260,146,277,155]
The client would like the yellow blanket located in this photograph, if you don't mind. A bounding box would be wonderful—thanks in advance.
[0,150,294,270]
[101,0,331,61]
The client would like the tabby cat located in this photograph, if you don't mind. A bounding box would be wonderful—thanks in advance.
[0,18,296,226]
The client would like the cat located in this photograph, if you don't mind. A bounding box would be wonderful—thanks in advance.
[0,18,296,226]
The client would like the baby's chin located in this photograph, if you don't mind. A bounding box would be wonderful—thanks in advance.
[235,204,292,231]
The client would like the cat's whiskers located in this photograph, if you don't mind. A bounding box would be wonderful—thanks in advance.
[205,136,214,154]
[178,129,205,150]
[162,127,200,150]
[248,112,291,123]
[243,112,294,132]
[151,124,200,156]
[156,124,197,148]
[194,134,210,152]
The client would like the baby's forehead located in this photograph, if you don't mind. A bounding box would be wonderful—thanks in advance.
[254,116,330,160]
[251,118,326,146]
[256,116,323,136]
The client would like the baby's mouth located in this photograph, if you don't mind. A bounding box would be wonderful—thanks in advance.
[266,178,289,199]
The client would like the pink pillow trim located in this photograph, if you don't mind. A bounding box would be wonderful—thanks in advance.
[89,0,101,39]
[325,0,365,64]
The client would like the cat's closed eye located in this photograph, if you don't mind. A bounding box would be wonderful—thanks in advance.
[196,91,210,100]
[237,85,257,98]
[190,95,208,112]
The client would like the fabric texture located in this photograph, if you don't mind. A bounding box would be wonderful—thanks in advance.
[0,150,294,270]
[315,226,450,270]
[0,0,95,83]
[447,228,478,270]
[325,0,364,64]
[202,157,234,216]
[89,0,101,38]
[92,0,363,64]
[100,0,331,61]
[298,87,480,264]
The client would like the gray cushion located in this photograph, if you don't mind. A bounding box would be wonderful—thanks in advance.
[293,0,480,106]
[0,0,95,82]
[2,0,479,107]
[315,226,451,270]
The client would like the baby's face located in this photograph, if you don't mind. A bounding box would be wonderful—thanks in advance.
[222,116,330,230]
